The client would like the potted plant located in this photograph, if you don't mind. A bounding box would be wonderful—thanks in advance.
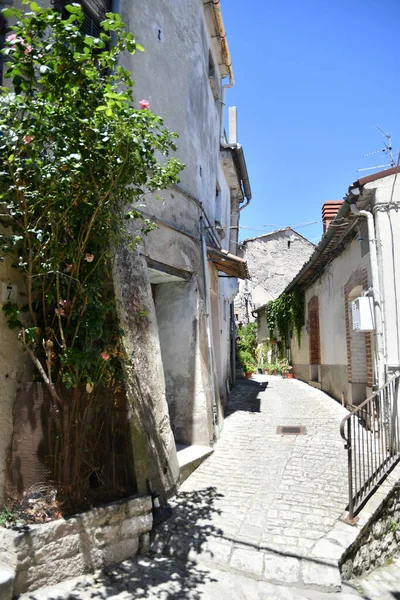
[280,358,293,379]
[238,350,257,378]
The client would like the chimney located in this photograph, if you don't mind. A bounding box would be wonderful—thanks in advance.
[322,201,343,233]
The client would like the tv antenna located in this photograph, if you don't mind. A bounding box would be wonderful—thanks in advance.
[357,125,397,172]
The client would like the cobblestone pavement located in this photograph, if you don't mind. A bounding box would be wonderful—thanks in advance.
[150,375,354,588]
[21,376,370,599]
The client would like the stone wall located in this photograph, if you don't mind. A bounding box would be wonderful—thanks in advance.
[236,228,314,323]
[341,483,400,580]
[0,495,152,597]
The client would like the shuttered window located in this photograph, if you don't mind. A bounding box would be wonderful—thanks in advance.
[55,0,111,33]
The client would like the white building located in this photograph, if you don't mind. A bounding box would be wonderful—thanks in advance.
[285,166,400,407]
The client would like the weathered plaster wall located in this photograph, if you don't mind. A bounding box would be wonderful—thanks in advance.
[113,251,180,501]
[154,278,213,446]
[0,255,28,509]
[0,495,152,597]
[290,239,371,404]
[117,0,236,447]
[236,229,314,323]
[119,0,222,222]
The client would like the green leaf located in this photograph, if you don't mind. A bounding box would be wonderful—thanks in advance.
[136,44,144,52]
[30,2,40,13]
[65,4,82,14]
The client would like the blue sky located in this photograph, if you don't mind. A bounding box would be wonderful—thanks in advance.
[221,0,400,244]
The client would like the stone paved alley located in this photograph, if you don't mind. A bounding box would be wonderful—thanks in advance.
[20,377,400,599]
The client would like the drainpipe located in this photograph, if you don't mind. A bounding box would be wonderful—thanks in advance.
[200,217,219,439]
[111,0,120,13]
[350,204,385,388]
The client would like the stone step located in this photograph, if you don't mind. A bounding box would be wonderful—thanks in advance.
[176,444,213,485]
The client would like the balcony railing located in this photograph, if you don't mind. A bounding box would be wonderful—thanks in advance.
[340,373,400,520]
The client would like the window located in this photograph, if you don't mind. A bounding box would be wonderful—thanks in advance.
[215,182,222,226]
[55,0,111,33]
[208,50,219,100]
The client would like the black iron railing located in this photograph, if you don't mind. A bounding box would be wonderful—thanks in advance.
[340,373,400,519]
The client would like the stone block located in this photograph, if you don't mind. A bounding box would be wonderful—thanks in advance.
[138,532,150,554]
[230,548,263,577]
[201,537,232,565]
[0,567,15,600]
[263,553,301,584]
[126,496,152,518]
[301,559,341,592]
[312,538,344,561]
[34,533,81,564]
[102,538,139,566]
[14,554,87,595]
[92,524,121,547]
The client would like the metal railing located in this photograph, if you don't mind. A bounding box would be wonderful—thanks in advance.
[340,373,400,519]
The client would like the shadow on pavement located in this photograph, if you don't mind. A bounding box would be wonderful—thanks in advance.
[225,380,268,416]
[30,487,224,600]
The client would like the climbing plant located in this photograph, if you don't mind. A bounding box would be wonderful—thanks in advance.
[265,300,275,337]
[0,1,183,505]
[266,286,305,349]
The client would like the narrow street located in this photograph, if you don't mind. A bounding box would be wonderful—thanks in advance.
[20,377,396,599]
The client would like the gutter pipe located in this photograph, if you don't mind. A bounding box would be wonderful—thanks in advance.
[200,216,220,440]
[350,203,386,388]
[208,1,251,210]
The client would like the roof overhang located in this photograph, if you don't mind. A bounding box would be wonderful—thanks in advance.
[207,247,249,279]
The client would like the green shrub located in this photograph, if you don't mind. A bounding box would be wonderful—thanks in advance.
[238,349,257,373]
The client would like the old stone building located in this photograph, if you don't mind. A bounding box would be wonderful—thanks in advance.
[235,227,314,325]
[0,0,251,511]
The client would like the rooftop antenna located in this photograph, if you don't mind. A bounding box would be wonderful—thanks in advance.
[357,125,397,172]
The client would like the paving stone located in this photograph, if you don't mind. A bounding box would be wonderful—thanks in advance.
[312,538,345,561]
[301,559,342,592]
[230,547,264,576]
[263,554,301,584]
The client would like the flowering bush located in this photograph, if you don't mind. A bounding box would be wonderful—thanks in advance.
[0,1,184,502]
[0,1,183,393]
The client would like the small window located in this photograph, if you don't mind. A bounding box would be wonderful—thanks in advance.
[208,50,219,100]
[215,182,221,225]
[287,240,291,249]
[58,1,111,33]
[208,51,215,79]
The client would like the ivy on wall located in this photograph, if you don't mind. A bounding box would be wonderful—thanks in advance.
[265,286,305,348]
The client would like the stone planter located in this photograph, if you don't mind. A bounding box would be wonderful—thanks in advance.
[0,495,152,598]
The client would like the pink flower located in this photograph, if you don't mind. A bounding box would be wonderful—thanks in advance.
[5,34,17,43]
[84,253,94,263]
[55,307,65,317]
[139,99,150,110]
[24,44,33,55]
[23,136,34,144]
[59,299,71,308]
[64,263,73,273]
[101,352,110,361]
